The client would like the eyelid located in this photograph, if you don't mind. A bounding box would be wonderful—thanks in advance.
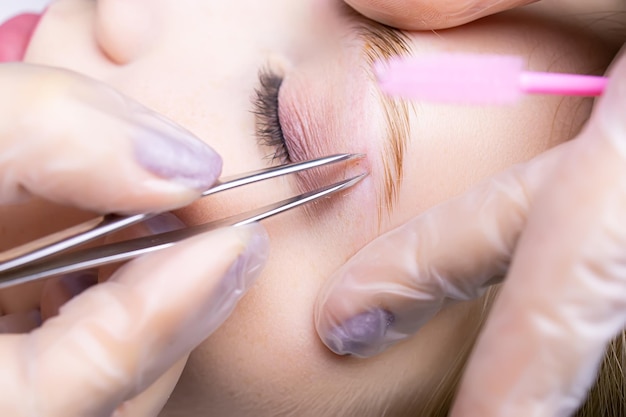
[253,68,338,211]
[277,82,332,194]
[277,79,372,226]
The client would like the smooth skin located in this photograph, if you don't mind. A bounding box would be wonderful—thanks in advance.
[317,0,626,415]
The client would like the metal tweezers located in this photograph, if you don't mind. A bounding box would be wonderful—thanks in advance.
[0,153,365,289]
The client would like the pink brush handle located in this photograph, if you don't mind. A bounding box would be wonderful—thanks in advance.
[520,72,607,96]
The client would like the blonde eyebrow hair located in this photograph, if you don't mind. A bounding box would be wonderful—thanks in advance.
[353,17,413,223]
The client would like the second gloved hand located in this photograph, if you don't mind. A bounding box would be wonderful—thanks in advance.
[315,48,626,416]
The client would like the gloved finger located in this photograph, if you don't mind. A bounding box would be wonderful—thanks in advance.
[99,213,189,417]
[344,0,539,30]
[0,63,222,214]
[450,48,626,417]
[38,213,187,416]
[0,223,269,417]
[40,271,98,321]
[0,309,41,333]
[314,144,562,357]
[113,356,188,417]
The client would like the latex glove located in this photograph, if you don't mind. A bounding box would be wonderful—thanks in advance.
[0,63,270,416]
[343,0,539,30]
[0,223,268,417]
[316,11,626,417]
[0,63,222,213]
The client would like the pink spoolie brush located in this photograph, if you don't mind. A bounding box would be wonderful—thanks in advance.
[375,53,608,104]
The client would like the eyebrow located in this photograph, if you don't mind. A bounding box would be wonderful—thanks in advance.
[349,15,413,223]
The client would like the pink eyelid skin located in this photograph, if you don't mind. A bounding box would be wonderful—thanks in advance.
[277,72,376,206]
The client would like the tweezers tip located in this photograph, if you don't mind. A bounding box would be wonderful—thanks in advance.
[337,172,368,191]
[351,171,369,182]
[346,153,366,160]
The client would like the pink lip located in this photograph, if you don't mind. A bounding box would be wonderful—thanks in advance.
[0,12,44,62]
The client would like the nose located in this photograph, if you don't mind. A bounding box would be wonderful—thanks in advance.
[95,0,157,64]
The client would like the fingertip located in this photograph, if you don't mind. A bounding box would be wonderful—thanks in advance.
[320,308,395,357]
[344,0,540,30]
[344,0,427,30]
[0,65,223,214]
[130,115,223,193]
[314,220,449,358]
[106,223,270,354]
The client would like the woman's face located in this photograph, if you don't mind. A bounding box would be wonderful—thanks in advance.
[24,0,612,415]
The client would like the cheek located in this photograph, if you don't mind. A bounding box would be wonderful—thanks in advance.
[175,173,382,412]
[179,217,344,411]
[198,185,378,355]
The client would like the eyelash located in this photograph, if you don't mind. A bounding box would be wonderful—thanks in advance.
[253,70,290,164]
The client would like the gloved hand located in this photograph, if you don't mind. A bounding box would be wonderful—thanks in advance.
[0,63,222,213]
[343,0,539,30]
[316,0,626,415]
[0,63,269,417]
